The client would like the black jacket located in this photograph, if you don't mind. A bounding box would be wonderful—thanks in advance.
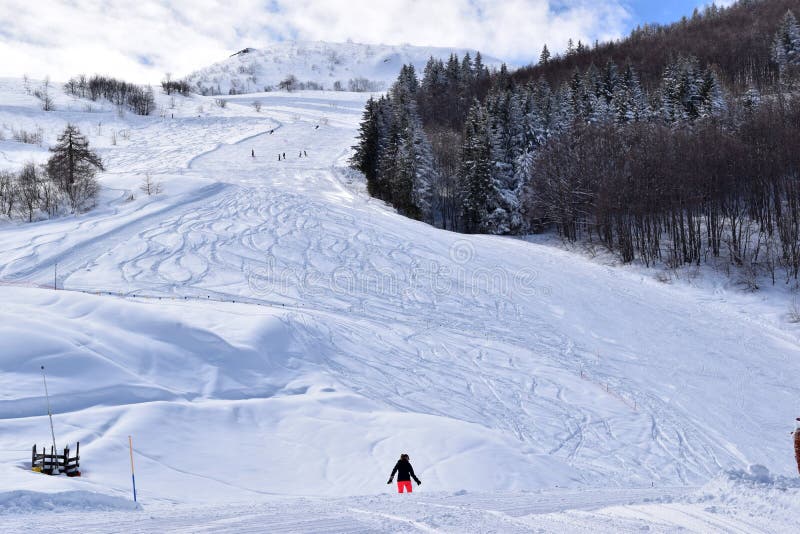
[389,459,420,483]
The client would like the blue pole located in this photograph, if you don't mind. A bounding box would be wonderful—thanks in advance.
[128,435,137,502]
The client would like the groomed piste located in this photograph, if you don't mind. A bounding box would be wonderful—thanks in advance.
[1,78,799,532]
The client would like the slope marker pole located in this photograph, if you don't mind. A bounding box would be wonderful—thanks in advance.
[129,435,137,502]
[40,366,57,471]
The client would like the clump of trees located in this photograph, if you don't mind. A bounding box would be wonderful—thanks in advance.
[277,75,325,92]
[334,78,384,92]
[0,125,103,222]
[350,64,435,222]
[63,75,155,115]
[351,3,800,283]
[528,97,800,282]
[161,73,192,96]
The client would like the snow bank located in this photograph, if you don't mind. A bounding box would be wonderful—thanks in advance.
[674,465,800,530]
[0,490,138,514]
[694,464,800,498]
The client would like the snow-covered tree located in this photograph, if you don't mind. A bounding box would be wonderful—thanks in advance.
[459,102,492,233]
[613,64,648,124]
[773,11,800,72]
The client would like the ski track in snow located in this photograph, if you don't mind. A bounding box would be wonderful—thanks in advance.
[1,84,799,531]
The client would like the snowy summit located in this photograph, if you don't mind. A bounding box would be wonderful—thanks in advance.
[184,40,504,95]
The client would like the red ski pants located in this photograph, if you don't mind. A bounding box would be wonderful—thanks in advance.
[397,480,413,493]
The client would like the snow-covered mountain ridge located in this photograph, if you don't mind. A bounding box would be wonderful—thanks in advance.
[184,40,504,95]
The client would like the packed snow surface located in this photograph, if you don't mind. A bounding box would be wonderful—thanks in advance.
[184,40,504,94]
[0,77,798,531]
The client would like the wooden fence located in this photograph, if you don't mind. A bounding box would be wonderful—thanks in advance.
[32,443,80,476]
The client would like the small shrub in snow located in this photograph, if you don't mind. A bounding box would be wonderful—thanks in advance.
[140,174,162,196]
[12,127,43,145]
[33,77,54,111]
[788,297,800,323]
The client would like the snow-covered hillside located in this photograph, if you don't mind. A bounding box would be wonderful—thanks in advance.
[0,78,799,532]
[184,41,504,94]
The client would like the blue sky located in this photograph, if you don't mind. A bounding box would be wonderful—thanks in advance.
[625,0,735,28]
[0,1,736,83]
[628,0,700,25]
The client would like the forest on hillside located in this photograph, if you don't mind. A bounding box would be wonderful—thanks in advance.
[351,0,800,284]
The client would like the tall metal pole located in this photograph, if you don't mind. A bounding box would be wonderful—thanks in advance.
[128,435,137,502]
[41,366,57,470]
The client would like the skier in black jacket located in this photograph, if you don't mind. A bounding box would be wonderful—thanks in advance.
[387,453,421,493]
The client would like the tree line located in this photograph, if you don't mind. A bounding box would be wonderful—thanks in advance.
[515,0,800,93]
[351,3,800,283]
[0,125,103,222]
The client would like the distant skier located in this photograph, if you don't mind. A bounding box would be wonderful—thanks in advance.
[304,150,307,157]
[387,453,421,493]
[794,417,800,475]
[251,149,255,158]
[299,151,302,158]
[282,152,285,159]
[315,125,319,130]
[270,129,274,134]
[278,154,281,161]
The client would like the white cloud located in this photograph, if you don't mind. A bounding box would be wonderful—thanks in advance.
[0,0,631,83]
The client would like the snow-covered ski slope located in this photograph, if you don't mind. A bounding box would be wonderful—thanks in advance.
[1,78,799,532]
[184,41,504,94]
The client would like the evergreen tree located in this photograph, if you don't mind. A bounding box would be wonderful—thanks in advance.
[601,61,619,103]
[46,124,103,211]
[539,44,551,65]
[697,67,726,118]
[351,97,382,196]
[459,102,492,233]
[492,64,512,92]
[474,52,489,83]
[385,65,435,220]
[485,92,520,234]
[613,64,648,124]
[773,10,800,68]
[528,77,553,143]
